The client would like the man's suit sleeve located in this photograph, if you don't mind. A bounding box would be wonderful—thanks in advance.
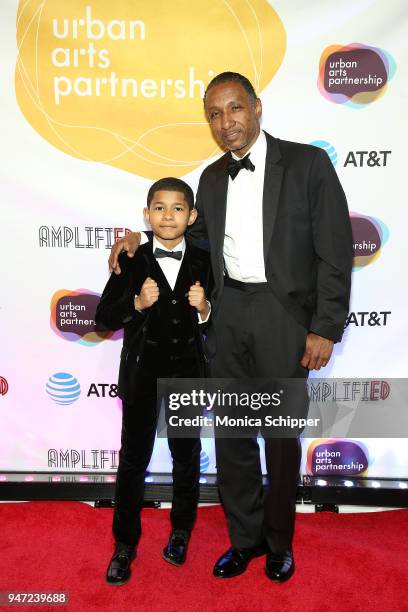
[95,254,146,331]
[186,173,210,251]
[198,252,215,329]
[308,148,353,342]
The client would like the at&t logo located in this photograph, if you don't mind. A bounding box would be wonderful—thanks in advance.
[310,140,337,166]
[46,372,81,405]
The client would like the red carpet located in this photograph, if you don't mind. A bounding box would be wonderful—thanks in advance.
[0,502,407,612]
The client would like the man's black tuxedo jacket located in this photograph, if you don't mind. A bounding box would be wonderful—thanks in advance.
[188,131,353,343]
[95,240,213,402]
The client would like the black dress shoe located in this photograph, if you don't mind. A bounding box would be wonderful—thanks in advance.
[105,542,136,586]
[265,552,295,582]
[213,543,267,578]
[162,529,190,566]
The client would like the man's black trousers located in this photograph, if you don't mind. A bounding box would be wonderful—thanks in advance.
[211,281,308,554]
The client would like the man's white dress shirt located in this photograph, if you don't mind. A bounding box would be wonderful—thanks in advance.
[224,130,267,282]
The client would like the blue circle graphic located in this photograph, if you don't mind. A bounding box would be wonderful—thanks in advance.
[46,372,81,405]
[310,140,338,167]
[200,451,210,473]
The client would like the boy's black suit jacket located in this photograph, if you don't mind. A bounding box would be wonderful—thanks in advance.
[95,240,213,402]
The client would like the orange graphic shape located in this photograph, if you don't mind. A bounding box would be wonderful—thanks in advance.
[16,0,286,179]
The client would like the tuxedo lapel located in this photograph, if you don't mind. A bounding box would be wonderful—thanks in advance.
[214,154,230,280]
[262,134,283,264]
[173,246,193,297]
[143,244,172,295]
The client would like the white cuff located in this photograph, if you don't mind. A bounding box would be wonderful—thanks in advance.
[198,300,211,324]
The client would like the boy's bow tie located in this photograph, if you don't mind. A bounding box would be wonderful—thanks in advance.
[154,247,182,260]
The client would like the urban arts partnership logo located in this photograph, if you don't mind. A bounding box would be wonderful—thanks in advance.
[0,377,9,396]
[306,439,369,476]
[46,372,81,405]
[318,43,396,107]
[16,1,286,178]
[350,212,389,270]
[50,289,120,345]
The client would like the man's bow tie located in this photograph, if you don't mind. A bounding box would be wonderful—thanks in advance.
[154,247,182,261]
[227,153,255,180]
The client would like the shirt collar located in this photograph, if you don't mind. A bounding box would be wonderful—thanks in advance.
[153,235,186,254]
[231,129,266,166]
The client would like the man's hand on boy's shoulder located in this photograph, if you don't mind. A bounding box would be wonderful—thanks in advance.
[188,281,210,319]
[109,232,142,274]
[135,277,159,312]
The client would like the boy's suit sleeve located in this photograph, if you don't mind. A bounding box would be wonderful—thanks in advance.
[95,253,146,331]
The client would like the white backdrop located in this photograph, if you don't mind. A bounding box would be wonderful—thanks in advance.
[1,0,407,479]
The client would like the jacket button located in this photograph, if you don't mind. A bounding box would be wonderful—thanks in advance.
[172,338,179,344]
[171,299,178,305]
[172,319,180,324]
[142,326,147,333]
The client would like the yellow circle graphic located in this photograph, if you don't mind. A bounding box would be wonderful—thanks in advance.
[16,1,286,178]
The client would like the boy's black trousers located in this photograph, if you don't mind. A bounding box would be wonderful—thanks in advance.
[113,362,201,548]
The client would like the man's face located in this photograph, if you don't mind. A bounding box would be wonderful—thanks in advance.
[144,190,197,247]
[204,81,262,158]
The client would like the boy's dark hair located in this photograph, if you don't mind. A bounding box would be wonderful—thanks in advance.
[204,72,257,105]
[147,177,194,210]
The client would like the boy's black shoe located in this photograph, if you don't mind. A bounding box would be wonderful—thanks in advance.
[105,542,136,585]
[162,529,190,566]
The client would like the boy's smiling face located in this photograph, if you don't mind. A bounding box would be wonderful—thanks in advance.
[144,190,197,249]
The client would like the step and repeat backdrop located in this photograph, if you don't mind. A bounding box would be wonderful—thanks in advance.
[1,0,407,479]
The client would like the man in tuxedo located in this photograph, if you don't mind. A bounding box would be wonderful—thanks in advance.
[108,72,353,582]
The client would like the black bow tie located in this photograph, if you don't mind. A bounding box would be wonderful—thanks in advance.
[227,153,255,180]
[154,247,182,261]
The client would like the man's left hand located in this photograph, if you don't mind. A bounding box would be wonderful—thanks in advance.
[300,333,334,370]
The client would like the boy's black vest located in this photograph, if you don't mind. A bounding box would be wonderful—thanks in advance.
[133,248,205,378]
[142,286,202,376]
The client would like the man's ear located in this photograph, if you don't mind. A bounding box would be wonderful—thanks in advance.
[255,97,262,121]
[188,208,198,225]
[143,207,150,223]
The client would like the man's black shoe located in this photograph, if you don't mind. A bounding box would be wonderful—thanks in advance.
[162,529,190,566]
[213,544,267,578]
[265,552,295,582]
[105,542,136,586]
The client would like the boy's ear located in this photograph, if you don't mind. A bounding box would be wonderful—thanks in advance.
[143,206,150,222]
[187,207,198,225]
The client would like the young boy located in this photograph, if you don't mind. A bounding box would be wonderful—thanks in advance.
[95,177,213,585]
